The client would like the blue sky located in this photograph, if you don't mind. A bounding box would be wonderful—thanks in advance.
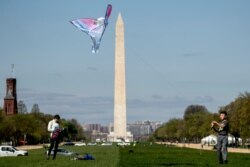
[1,0,250,124]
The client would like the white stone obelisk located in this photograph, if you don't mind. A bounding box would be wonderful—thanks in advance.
[114,13,127,138]
[108,13,133,142]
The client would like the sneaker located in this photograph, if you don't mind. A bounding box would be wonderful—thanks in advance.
[224,160,228,164]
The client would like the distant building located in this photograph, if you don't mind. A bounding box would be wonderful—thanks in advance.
[100,126,109,134]
[17,100,28,114]
[83,121,162,142]
[31,104,40,113]
[83,124,110,133]
[128,120,162,141]
[83,123,110,142]
[3,78,18,115]
[83,124,101,132]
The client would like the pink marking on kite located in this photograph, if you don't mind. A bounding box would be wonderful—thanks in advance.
[106,4,112,18]
[79,18,98,29]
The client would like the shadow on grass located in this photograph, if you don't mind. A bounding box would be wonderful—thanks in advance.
[159,162,198,166]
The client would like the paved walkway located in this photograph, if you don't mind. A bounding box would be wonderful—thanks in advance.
[156,142,250,154]
[16,145,44,150]
[16,143,250,154]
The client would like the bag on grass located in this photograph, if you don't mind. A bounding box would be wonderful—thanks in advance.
[83,154,95,160]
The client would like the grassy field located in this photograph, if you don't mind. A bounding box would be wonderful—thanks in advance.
[0,143,250,167]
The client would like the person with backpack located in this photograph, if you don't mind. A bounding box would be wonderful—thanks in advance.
[47,114,62,160]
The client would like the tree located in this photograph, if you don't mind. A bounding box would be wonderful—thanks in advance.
[183,105,208,120]
[153,92,250,145]
[29,111,52,143]
[153,119,184,142]
[12,114,37,145]
[0,116,16,145]
[0,107,4,122]
[153,105,213,142]
[62,119,85,141]
[183,105,211,142]
[222,92,250,143]
[164,118,184,141]
[0,109,85,145]
[154,125,167,141]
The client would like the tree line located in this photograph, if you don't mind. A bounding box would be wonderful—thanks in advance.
[152,92,250,145]
[0,109,85,146]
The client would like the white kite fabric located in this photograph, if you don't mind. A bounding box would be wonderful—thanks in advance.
[70,4,112,53]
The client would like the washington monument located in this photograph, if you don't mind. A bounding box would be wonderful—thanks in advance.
[108,13,133,142]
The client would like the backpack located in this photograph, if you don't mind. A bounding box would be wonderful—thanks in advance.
[51,129,61,140]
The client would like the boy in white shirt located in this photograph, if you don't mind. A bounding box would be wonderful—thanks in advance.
[47,114,61,160]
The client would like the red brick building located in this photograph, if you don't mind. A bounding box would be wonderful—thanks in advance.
[3,78,18,115]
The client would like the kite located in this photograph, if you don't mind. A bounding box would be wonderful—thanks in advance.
[70,4,112,53]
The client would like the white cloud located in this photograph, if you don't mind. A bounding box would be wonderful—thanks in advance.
[129,95,214,109]
[16,88,113,123]
[2,89,215,124]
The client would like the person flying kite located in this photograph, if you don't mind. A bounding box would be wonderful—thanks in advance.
[70,4,112,53]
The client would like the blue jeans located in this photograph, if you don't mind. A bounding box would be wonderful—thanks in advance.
[217,135,228,163]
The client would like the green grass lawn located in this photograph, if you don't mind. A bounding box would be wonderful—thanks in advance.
[119,144,250,167]
[0,143,249,167]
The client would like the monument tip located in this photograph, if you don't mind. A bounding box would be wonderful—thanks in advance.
[117,12,123,23]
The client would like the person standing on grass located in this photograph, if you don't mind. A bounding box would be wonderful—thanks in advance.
[47,114,62,160]
[211,111,229,164]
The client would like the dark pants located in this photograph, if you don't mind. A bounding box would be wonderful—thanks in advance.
[47,138,59,159]
[217,135,228,163]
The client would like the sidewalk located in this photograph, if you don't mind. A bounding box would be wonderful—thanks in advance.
[16,145,44,150]
[156,142,250,154]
